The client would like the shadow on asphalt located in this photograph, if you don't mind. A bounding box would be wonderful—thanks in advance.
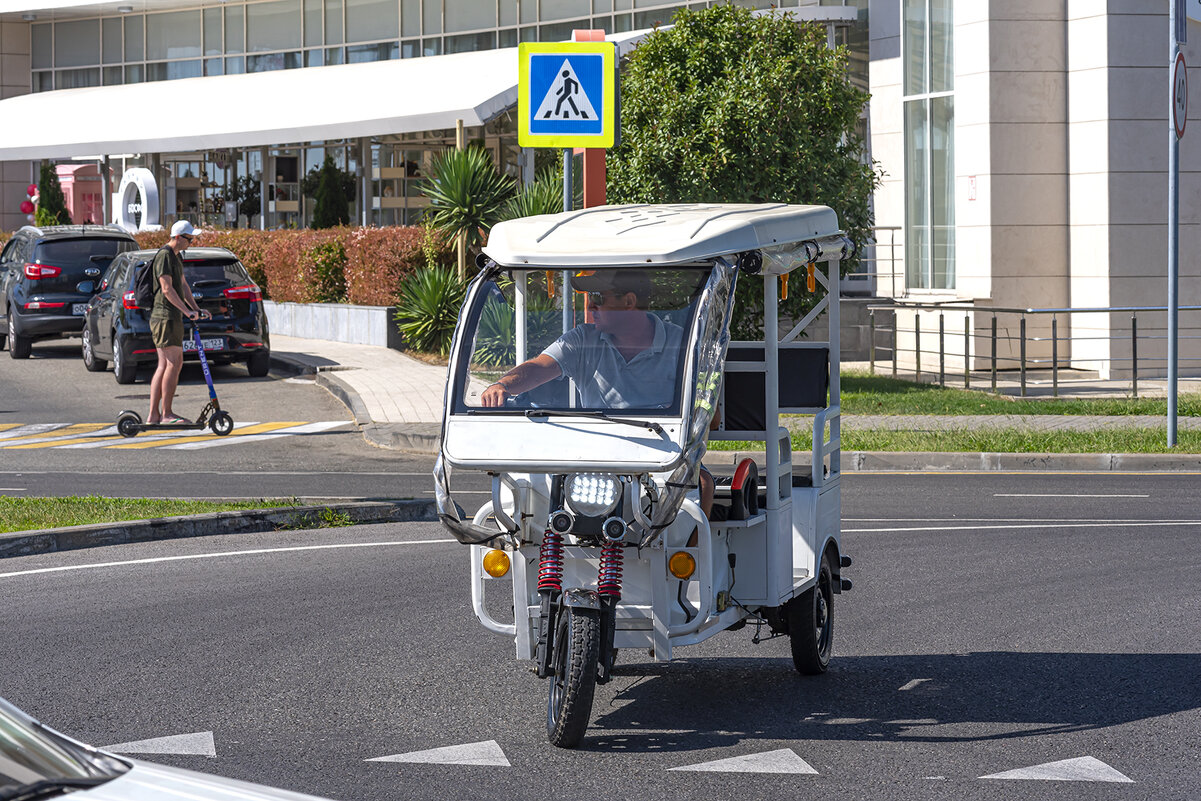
[582,651,1201,752]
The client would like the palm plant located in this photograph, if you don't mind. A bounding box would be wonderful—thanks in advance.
[500,167,566,221]
[393,265,466,355]
[421,146,516,253]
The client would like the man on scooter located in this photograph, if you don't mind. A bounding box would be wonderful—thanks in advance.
[147,220,211,425]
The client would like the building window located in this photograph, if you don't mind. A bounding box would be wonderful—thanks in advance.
[902,0,954,291]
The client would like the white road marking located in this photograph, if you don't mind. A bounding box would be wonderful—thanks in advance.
[846,520,1201,534]
[367,740,510,767]
[0,539,457,580]
[0,488,26,491]
[980,756,1133,783]
[993,493,1149,498]
[670,748,818,774]
[898,678,931,691]
[164,421,350,449]
[0,424,65,440]
[103,731,216,757]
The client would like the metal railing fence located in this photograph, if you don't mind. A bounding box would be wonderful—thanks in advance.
[865,302,1201,397]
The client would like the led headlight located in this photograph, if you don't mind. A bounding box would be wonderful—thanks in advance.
[565,472,621,518]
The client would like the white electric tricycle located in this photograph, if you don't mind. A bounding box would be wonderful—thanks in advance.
[435,203,853,748]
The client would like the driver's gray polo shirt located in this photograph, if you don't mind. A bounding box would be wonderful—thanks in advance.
[542,313,685,409]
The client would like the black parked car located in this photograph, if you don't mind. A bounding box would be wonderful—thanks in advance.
[82,246,271,384]
[0,225,137,358]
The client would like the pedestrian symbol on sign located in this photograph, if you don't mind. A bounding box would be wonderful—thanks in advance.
[535,60,597,121]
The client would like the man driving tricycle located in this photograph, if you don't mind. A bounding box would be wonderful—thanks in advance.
[435,203,853,748]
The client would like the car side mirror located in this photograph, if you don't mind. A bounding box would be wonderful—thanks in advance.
[76,280,95,294]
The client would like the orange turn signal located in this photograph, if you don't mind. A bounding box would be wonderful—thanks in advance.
[668,551,696,580]
[482,549,510,578]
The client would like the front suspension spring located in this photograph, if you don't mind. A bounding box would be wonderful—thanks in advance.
[537,530,564,593]
[598,542,624,600]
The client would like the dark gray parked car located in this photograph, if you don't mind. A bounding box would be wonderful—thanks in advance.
[0,224,136,359]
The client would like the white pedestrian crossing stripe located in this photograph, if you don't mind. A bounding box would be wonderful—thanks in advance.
[670,748,819,774]
[534,59,598,121]
[103,731,217,757]
[366,740,510,767]
[0,421,350,449]
[980,756,1134,783]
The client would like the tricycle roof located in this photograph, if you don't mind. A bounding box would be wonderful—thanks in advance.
[483,202,840,268]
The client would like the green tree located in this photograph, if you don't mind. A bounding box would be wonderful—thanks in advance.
[420,146,516,256]
[608,5,880,337]
[310,153,351,228]
[229,175,261,222]
[36,162,70,225]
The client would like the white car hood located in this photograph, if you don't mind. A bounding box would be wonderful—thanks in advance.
[79,759,338,801]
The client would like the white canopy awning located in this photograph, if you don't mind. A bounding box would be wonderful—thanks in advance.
[0,46,520,160]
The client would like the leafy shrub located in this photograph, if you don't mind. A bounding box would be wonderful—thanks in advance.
[394,265,466,355]
[304,238,348,303]
[131,226,448,305]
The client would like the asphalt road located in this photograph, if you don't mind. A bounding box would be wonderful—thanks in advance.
[3,472,1199,801]
[0,338,443,500]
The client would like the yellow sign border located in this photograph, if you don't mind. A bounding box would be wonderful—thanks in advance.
[518,41,617,148]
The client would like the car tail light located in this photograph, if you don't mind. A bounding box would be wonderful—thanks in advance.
[223,284,262,301]
[24,301,65,310]
[24,263,62,280]
[241,341,265,347]
[123,291,139,310]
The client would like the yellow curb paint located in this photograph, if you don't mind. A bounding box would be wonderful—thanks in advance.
[104,422,304,449]
[0,424,22,432]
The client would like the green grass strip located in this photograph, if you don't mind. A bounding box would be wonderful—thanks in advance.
[0,495,298,534]
[840,370,1201,416]
[709,427,1201,454]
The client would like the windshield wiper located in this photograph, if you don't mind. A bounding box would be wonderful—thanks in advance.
[0,778,111,801]
[525,408,666,436]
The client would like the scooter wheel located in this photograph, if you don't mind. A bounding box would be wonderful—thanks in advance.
[116,410,142,439]
[210,411,235,436]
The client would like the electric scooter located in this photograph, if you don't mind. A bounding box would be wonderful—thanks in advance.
[116,325,235,438]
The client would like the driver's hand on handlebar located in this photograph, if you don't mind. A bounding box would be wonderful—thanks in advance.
[480,382,508,407]
[188,309,211,321]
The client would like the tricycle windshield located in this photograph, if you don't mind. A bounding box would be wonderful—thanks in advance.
[453,266,712,416]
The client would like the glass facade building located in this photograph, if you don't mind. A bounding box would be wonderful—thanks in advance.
[13,0,867,229]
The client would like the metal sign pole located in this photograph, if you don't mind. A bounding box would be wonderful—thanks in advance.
[1169,0,1184,446]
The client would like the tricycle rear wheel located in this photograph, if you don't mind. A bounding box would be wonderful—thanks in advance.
[546,605,599,748]
[788,553,834,674]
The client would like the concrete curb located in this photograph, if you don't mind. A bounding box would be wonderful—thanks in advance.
[0,499,440,560]
[363,422,441,453]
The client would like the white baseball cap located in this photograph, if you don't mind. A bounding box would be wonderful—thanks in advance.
[170,220,201,238]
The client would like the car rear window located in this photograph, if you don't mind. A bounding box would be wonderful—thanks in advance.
[31,238,131,293]
[183,259,252,285]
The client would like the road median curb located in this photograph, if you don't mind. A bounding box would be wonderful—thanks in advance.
[0,499,440,560]
[703,450,1201,471]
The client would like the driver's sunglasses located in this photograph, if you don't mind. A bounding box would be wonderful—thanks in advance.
[585,290,626,307]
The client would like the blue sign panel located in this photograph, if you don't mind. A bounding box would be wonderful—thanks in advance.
[528,53,605,135]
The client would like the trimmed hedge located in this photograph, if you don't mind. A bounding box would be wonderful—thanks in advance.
[131,226,452,305]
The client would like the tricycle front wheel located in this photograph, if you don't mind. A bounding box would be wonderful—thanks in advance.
[546,605,599,748]
[789,553,834,675]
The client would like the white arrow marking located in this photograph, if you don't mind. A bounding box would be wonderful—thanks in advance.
[103,731,216,757]
[670,748,818,774]
[366,740,510,767]
[898,678,931,691]
[981,756,1133,783]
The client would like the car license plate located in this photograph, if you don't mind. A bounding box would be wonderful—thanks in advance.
[72,303,87,315]
[184,337,225,352]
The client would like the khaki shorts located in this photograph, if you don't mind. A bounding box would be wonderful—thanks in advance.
[150,315,184,349]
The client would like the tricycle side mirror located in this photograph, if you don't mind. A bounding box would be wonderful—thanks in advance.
[76,280,95,294]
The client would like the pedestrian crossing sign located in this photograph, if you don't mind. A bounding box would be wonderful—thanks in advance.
[518,41,617,148]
